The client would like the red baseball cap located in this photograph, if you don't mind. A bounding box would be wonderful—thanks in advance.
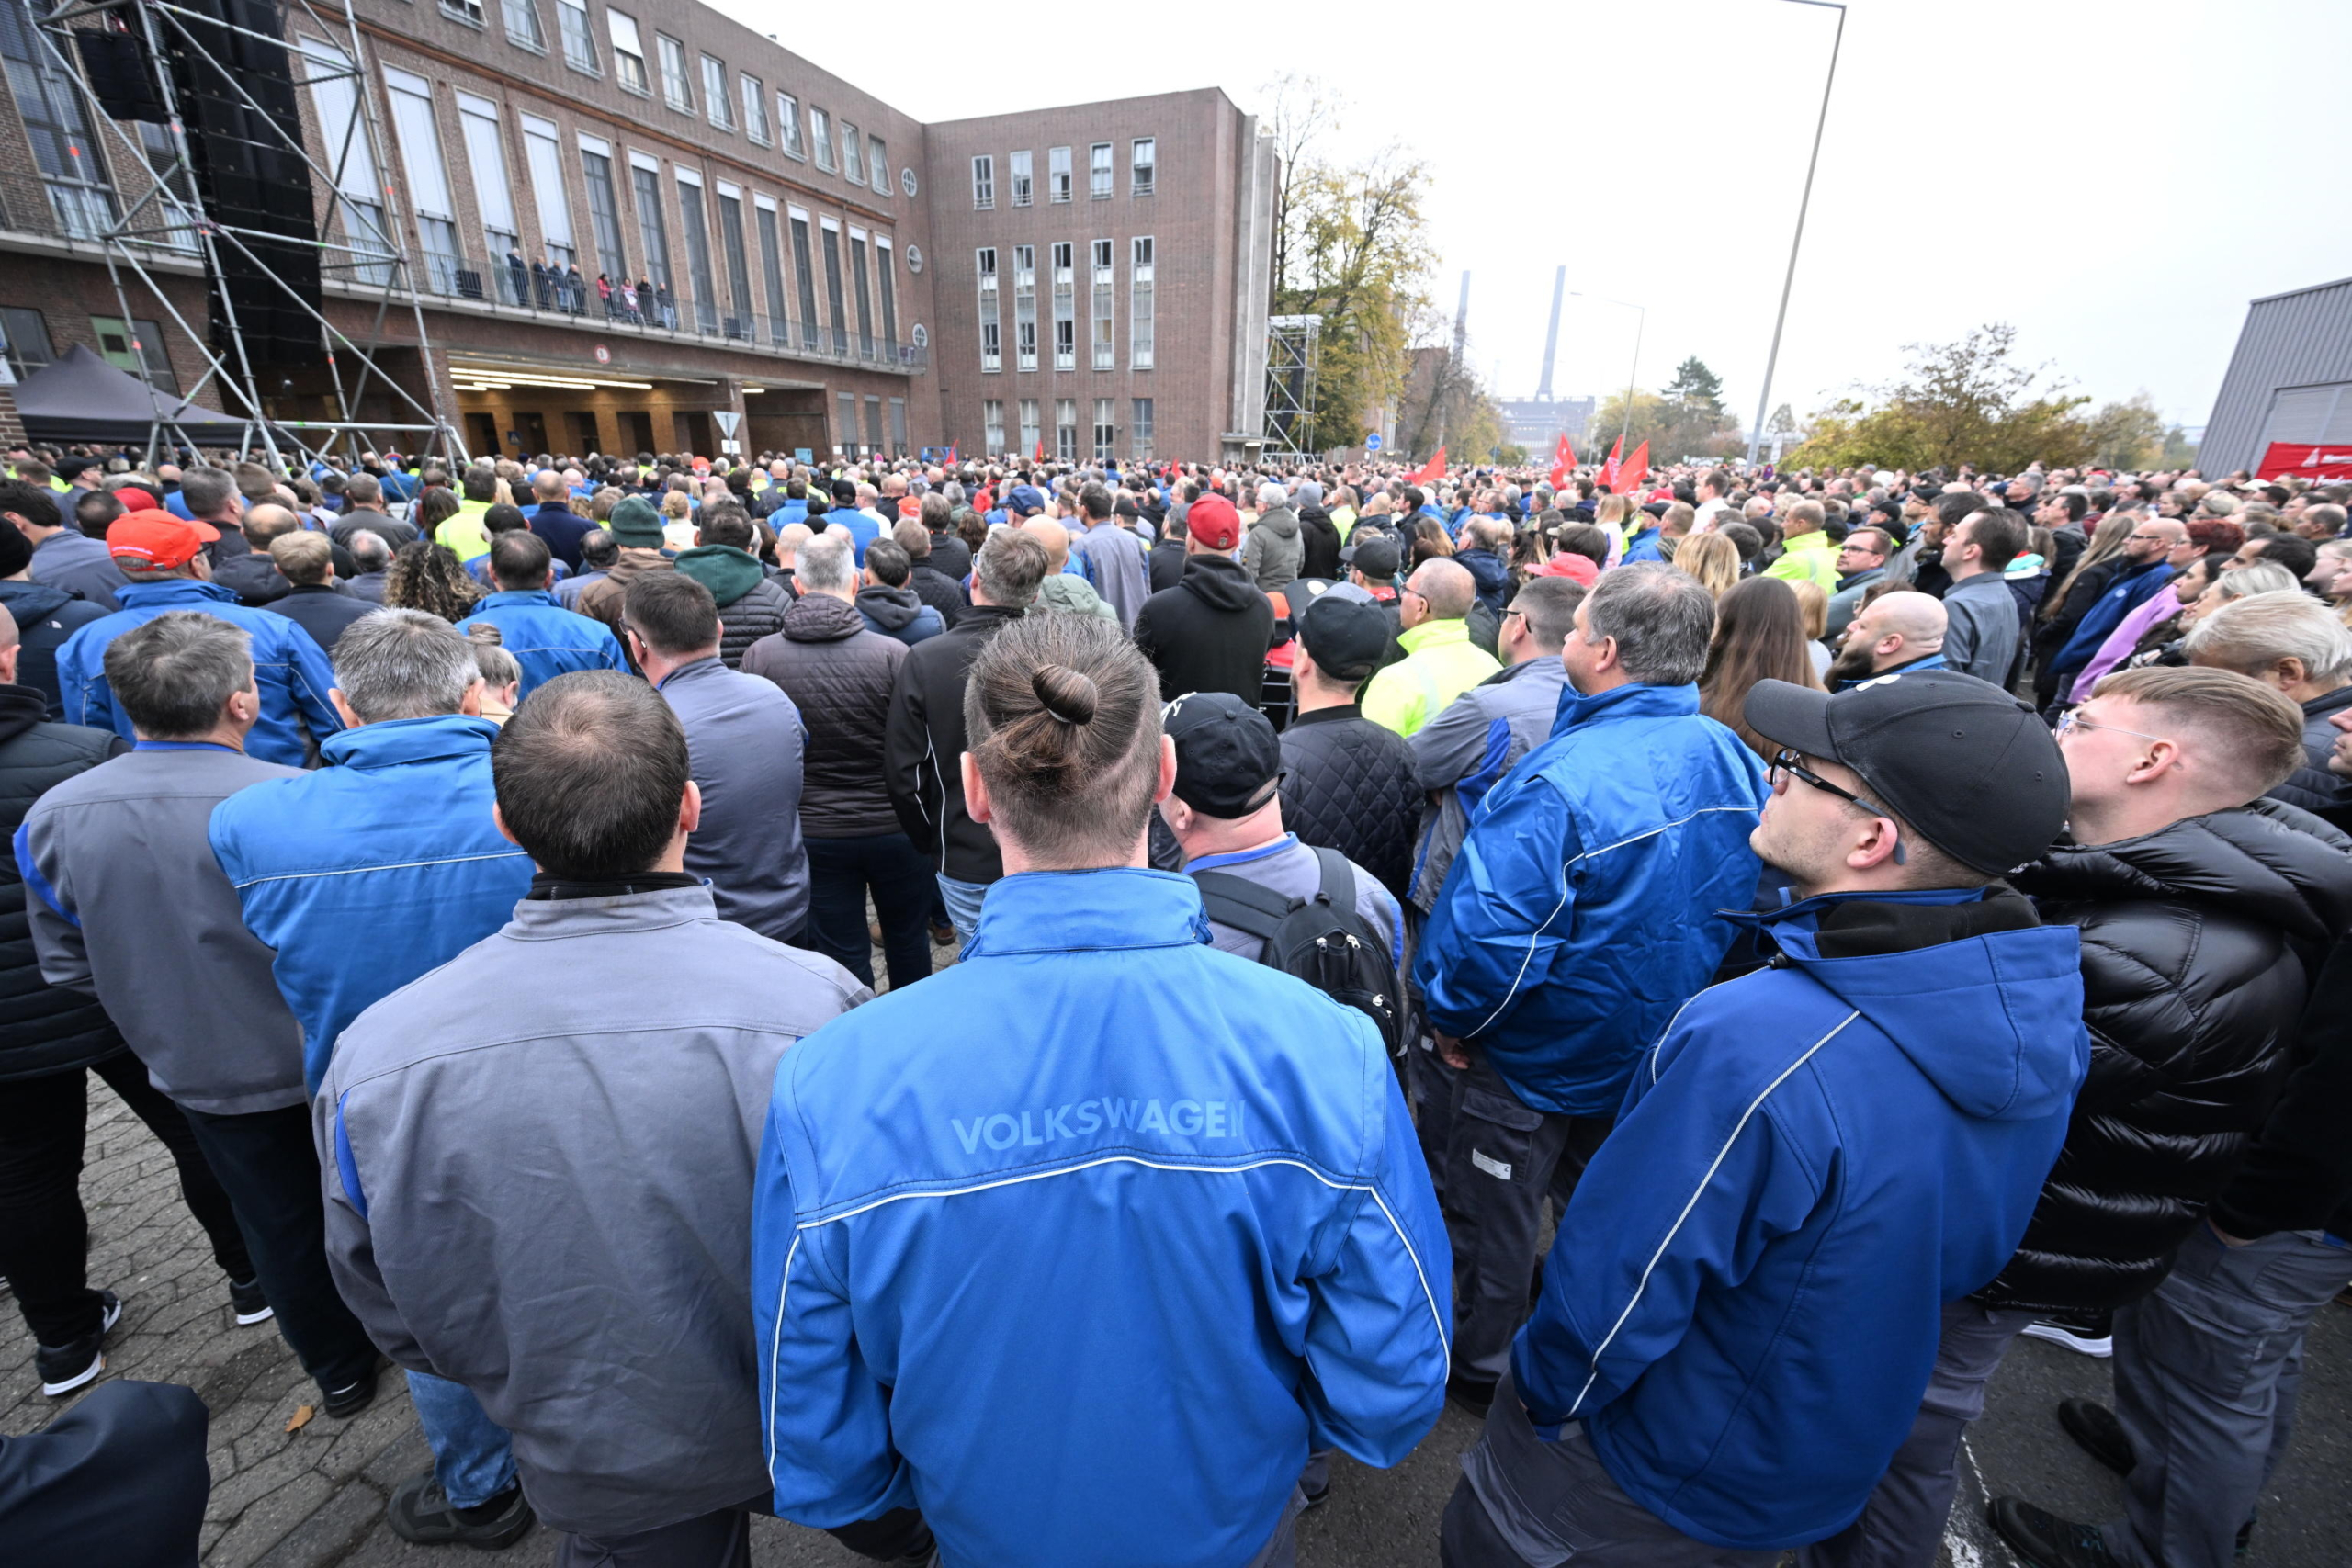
[109,509,220,569]
[1187,494,1241,552]
[111,486,158,512]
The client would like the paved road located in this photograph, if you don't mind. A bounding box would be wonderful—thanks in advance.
[8,1075,2345,1566]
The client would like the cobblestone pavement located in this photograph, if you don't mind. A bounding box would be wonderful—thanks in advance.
[10,1020,2347,1566]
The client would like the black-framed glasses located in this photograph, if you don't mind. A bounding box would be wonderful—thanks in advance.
[1769,749,1896,818]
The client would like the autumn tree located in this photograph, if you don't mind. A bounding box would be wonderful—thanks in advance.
[1789,323,2097,471]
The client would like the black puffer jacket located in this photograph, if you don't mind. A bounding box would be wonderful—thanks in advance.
[2268,685,2352,830]
[883,603,1025,881]
[741,592,908,838]
[1296,506,1342,581]
[1276,705,1425,902]
[1133,556,1274,706]
[716,577,791,670]
[1981,800,2352,1314]
[0,683,129,1081]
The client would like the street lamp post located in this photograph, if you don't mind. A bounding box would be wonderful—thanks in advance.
[1746,0,1846,470]
[1571,290,1645,452]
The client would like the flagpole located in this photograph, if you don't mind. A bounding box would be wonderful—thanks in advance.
[1746,0,1846,470]
[1570,291,1645,455]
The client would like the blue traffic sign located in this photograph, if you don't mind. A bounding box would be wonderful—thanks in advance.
[1364,433,1384,452]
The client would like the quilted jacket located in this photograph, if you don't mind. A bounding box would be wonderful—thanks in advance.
[2267,685,2352,831]
[1275,705,1426,903]
[741,593,908,838]
[674,545,791,670]
[0,684,127,1081]
[1984,800,2352,1314]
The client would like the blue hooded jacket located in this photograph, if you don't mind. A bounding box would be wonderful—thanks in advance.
[753,869,1450,1568]
[1415,682,1769,1114]
[209,715,533,1091]
[1502,890,2087,1550]
[2050,558,2172,676]
[453,589,626,700]
[57,579,343,767]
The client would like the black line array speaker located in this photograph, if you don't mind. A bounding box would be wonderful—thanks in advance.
[74,29,170,124]
[165,0,325,368]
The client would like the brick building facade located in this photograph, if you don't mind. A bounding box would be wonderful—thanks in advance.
[0,0,1273,464]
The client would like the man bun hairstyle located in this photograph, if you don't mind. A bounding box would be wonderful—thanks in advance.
[492,670,689,879]
[964,612,1162,868]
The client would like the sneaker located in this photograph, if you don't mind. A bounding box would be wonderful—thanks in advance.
[387,1469,536,1549]
[322,1358,382,1419]
[2057,1399,2135,1474]
[36,1290,123,1397]
[2020,1311,2112,1358]
[1988,1498,2122,1568]
[229,1276,274,1326]
[1445,1372,1496,1419]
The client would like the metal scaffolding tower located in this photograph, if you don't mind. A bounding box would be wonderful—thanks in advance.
[28,0,462,465]
[1262,313,1320,458]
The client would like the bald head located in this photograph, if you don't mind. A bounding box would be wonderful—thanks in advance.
[1407,558,1476,623]
[1019,516,1073,570]
[1834,588,1948,683]
[242,502,300,549]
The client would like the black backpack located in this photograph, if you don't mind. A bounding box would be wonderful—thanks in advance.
[1192,848,1403,1056]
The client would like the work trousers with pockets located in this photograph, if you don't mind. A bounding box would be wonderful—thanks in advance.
[177,1100,380,1396]
[0,1051,254,1345]
[1421,1049,1611,1389]
[2106,1225,2352,1568]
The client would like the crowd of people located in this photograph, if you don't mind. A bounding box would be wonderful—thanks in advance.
[1,435,2349,1568]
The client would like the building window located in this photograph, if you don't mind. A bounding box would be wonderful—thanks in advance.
[837,391,858,456]
[849,231,874,357]
[676,178,717,332]
[982,399,1005,453]
[718,190,753,337]
[865,395,883,453]
[700,56,731,128]
[1055,399,1078,463]
[605,9,647,91]
[580,147,627,286]
[553,0,597,72]
[520,116,575,281]
[458,96,522,300]
[0,306,56,379]
[503,0,546,51]
[1013,243,1036,372]
[652,35,689,109]
[876,239,899,354]
[1090,238,1114,370]
[969,152,992,209]
[1089,141,1112,199]
[1010,149,1032,208]
[777,92,803,158]
[1050,241,1074,371]
[867,137,888,197]
[976,246,1000,372]
[90,314,177,393]
[1092,399,1115,463]
[1130,235,1154,370]
[300,39,393,284]
[1048,145,1071,203]
[0,0,118,238]
[741,75,768,143]
[630,162,671,292]
[840,124,863,186]
[820,222,847,355]
[889,397,907,453]
[385,72,458,291]
[1131,137,1155,197]
[788,210,819,350]
[1018,398,1040,456]
[810,107,836,171]
[440,0,485,28]
[755,203,788,344]
[1131,398,1154,460]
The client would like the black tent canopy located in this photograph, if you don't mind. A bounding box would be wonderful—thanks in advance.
[11,344,253,445]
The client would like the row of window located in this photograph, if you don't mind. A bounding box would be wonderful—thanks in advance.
[978,398,1155,463]
[0,304,176,390]
[971,141,1153,209]
[436,0,900,197]
[831,391,910,458]
[974,240,1154,375]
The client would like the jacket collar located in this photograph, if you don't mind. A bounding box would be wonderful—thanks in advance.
[1944,570,2008,599]
[965,868,1210,957]
[1397,617,1471,655]
[654,655,726,690]
[481,589,560,609]
[318,713,500,771]
[1287,704,1362,728]
[1553,679,1698,735]
[119,578,236,607]
[502,881,719,940]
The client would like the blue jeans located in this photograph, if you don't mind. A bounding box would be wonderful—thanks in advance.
[935,873,990,949]
[807,833,935,991]
[407,1371,517,1509]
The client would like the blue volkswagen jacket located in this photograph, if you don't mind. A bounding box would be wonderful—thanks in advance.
[58,580,343,767]
[209,715,533,1091]
[753,869,1450,1568]
[453,589,626,700]
[1500,890,2086,1550]
[2050,558,2171,676]
[1415,682,1768,1114]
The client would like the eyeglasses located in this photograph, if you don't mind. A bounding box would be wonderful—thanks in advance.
[2053,710,2167,744]
[2127,532,2171,544]
[1769,749,1900,819]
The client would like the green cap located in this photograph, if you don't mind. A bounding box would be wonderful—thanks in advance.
[608,494,665,547]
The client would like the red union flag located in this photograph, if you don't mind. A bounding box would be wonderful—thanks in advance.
[2256,442,2352,483]
[1598,434,1624,491]
[1409,446,1447,485]
[1549,433,1577,490]
[1621,440,1651,497]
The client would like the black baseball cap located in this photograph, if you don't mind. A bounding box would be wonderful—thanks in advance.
[1162,692,1283,818]
[1296,595,1391,683]
[1744,669,2068,874]
[1349,535,1402,580]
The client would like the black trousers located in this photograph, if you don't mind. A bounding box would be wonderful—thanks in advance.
[0,1052,254,1346]
[805,832,937,992]
[178,1100,380,1394]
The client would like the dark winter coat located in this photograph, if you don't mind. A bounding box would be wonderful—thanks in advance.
[1296,505,1343,581]
[674,545,791,670]
[883,604,1024,882]
[1132,556,1275,706]
[741,592,908,839]
[2209,931,2352,1244]
[927,530,973,585]
[1275,705,1426,902]
[1983,801,2352,1314]
[211,547,293,607]
[2031,554,2129,704]
[1454,548,1512,618]
[0,683,129,1081]
[908,562,966,629]
[2267,684,2352,830]
[0,581,108,720]
[1148,535,1188,592]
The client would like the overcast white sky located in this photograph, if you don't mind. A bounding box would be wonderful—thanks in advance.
[722,0,2350,436]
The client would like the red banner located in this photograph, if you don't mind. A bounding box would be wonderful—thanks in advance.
[2256,441,2352,483]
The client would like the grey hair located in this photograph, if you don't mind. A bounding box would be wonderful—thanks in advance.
[100,611,254,738]
[1257,480,1289,510]
[1583,562,1718,686]
[796,530,857,594]
[2186,589,2352,683]
[2209,561,2301,604]
[331,609,481,721]
[348,529,392,572]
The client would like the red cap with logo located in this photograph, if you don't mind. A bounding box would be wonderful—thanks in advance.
[108,509,220,569]
[1187,494,1242,552]
[110,486,158,512]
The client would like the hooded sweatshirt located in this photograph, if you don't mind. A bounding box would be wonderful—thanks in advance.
[0,580,107,719]
[855,582,945,646]
[1495,888,2086,1551]
[1240,504,1303,592]
[1132,555,1275,705]
[676,545,791,668]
